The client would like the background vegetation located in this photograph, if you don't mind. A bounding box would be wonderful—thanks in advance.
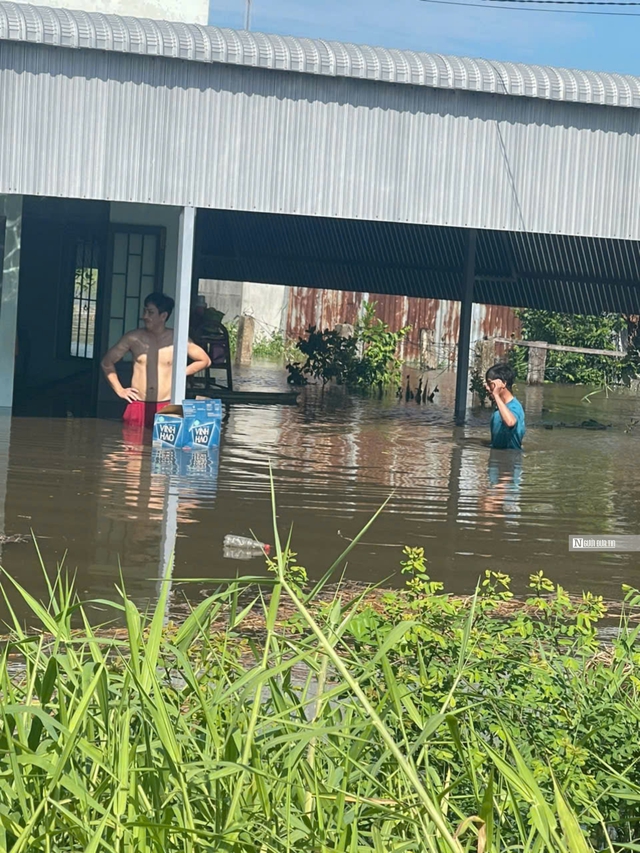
[287,301,409,391]
[509,310,626,384]
[1,514,639,852]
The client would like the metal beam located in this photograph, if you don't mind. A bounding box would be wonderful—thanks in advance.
[454,229,477,426]
[171,206,196,405]
[199,253,640,293]
[493,337,626,358]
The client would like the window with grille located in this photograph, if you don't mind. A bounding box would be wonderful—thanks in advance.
[107,230,161,359]
[70,239,100,358]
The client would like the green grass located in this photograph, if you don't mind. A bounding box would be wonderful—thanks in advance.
[0,513,639,851]
[226,323,301,363]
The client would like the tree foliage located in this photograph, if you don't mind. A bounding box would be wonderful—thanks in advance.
[287,301,410,392]
[511,309,625,384]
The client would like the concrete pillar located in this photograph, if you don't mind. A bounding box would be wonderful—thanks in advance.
[527,343,547,385]
[472,338,496,406]
[171,206,196,405]
[475,339,497,380]
[524,384,544,419]
[0,195,22,412]
[335,323,354,339]
[235,315,255,367]
[454,229,477,425]
[420,328,437,370]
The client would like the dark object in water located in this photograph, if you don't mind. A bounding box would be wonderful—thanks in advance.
[187,388,298,406]
[404,376,413,402]
[416,377,423,404]
[0,534,30,545]
[540,419,610,431]
[426,385,439,403]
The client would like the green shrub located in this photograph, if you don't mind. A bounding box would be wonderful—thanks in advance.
[512,309,625,384]
[287,300,410,392]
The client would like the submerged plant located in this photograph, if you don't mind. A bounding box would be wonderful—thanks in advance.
[287,300,410,392]
[469,367,490,406]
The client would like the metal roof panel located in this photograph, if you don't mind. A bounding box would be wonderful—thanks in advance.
[2,1,640,108]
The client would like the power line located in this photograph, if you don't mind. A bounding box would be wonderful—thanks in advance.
[419,0,640,14]
[489,0,640,5]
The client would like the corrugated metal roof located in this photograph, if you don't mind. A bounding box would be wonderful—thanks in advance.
[2,27,640,238]
[196,209,640,315]
[1,0,640,109]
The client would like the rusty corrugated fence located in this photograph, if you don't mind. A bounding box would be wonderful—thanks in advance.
[286,288,519,367]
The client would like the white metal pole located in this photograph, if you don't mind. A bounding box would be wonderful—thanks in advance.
[245,0,252,30]
[0,197,22,411]
[171,206,196,405]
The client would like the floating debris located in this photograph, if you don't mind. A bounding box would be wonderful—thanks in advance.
[540,419,611,431]
[0,534,31,545]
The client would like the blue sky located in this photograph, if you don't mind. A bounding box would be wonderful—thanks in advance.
[208,0,640,77]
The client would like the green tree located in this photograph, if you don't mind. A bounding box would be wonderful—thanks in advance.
[511,309,624,384]
[287,301,410,392]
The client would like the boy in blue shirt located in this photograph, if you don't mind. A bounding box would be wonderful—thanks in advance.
[485,363,526,449]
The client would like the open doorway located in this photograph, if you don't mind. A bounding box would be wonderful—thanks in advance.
[13,197,109,417]
[13,197,166,418]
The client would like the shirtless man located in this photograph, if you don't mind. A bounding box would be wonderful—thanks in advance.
[101,292,211,430]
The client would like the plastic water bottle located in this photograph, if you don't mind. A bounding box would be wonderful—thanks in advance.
[223,535,271,556]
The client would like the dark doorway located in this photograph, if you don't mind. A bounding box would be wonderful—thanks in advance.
[13,199,167,419]
[13,197,110,417]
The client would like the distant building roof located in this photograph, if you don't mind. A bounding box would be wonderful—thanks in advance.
[2,0,640,109]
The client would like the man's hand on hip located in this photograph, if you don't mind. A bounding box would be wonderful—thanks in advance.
[118,387,141,403]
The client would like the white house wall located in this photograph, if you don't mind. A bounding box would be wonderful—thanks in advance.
[2,41,640,241]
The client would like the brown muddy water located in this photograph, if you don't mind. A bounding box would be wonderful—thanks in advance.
[1,364,640,619]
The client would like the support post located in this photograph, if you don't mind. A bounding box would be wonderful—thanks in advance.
[474,338,496,381]
[527,343,547,385]
[235,315,255,367]
[454,229,477,425]
[171,206,196,405]
[0,195,22,412]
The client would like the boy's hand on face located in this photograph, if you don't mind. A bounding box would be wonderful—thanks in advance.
[486,379,505,400]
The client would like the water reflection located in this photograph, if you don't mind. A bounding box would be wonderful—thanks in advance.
[2,371,640,618]
[0,413,11,564]
[484,450,523,521]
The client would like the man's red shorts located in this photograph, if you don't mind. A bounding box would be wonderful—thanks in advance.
[122,400,169,444]
[123,400,169,429]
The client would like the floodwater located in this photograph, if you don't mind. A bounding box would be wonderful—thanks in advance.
[1,365,640,619]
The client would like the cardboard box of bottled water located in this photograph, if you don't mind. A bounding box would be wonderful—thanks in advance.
[151,446,220,478]
[152,405,185,448]
[181,399,222,450]
[153,400,222,450]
